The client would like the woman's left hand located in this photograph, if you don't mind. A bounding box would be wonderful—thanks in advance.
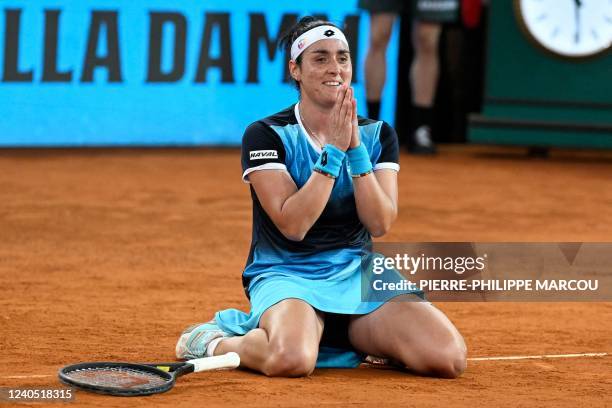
[349,91,360,149]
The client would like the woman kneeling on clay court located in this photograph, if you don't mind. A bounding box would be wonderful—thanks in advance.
[176,16,466,378]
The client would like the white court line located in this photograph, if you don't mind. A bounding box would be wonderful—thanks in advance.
[468,352,608,361]
[3,353,609,378]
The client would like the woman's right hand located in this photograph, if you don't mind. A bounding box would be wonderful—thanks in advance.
[327,84,354,151]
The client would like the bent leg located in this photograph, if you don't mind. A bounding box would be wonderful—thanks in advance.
[348,296,467,378]
[215,299,324,377]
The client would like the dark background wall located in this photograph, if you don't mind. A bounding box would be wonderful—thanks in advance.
[394,8,488,145]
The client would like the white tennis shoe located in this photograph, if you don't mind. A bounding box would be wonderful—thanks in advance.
[175,320,230,359]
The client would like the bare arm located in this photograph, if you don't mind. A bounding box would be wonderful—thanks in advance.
[348,97,398,237]
[352,170,398,237]
[248,170,335,241]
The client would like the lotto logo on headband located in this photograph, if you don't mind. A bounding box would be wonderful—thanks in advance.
[250,150,278,160]
[290,25,349,61]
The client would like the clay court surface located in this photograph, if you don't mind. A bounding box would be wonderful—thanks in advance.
[0,145,610,407]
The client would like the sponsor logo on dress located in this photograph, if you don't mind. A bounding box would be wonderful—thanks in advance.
[250,150,278,160]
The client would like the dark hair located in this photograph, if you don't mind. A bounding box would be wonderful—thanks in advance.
[279,16,342,90]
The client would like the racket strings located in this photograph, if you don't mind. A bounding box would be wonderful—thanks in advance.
[64,366,168,389]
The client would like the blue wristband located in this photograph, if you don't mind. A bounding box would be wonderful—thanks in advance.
[346,143,373,177]
[314,144,345,179]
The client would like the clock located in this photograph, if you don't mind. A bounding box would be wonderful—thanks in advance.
[514,0,612,59]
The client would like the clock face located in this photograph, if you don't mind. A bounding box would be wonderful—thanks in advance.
[516,0,612,58]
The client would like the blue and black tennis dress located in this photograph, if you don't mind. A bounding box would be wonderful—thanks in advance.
[215,103,415,367]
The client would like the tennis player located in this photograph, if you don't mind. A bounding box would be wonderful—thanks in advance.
[176,17,466,378]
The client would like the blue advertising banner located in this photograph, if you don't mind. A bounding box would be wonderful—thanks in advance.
[0,1,399,146]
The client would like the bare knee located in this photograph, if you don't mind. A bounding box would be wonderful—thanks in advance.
[425,344,467,379]
[413,23,441,56]
[395,340,467,379]
[369,31,391,53]
[262,345,317,378]
[368,15,394,51]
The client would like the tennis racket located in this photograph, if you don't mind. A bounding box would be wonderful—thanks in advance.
[58,352,240,397]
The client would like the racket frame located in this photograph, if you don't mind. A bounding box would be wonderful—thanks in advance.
[58,361,192,396]
[57,352,240,397]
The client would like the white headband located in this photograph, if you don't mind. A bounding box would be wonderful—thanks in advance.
[290,25,349,61]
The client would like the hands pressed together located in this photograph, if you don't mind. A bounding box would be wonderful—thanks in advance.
[327,84,361,151]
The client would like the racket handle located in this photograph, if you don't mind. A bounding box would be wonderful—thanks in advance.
[188,352,240,372]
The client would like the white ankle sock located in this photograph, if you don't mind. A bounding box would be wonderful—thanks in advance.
[205,337,224,357]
